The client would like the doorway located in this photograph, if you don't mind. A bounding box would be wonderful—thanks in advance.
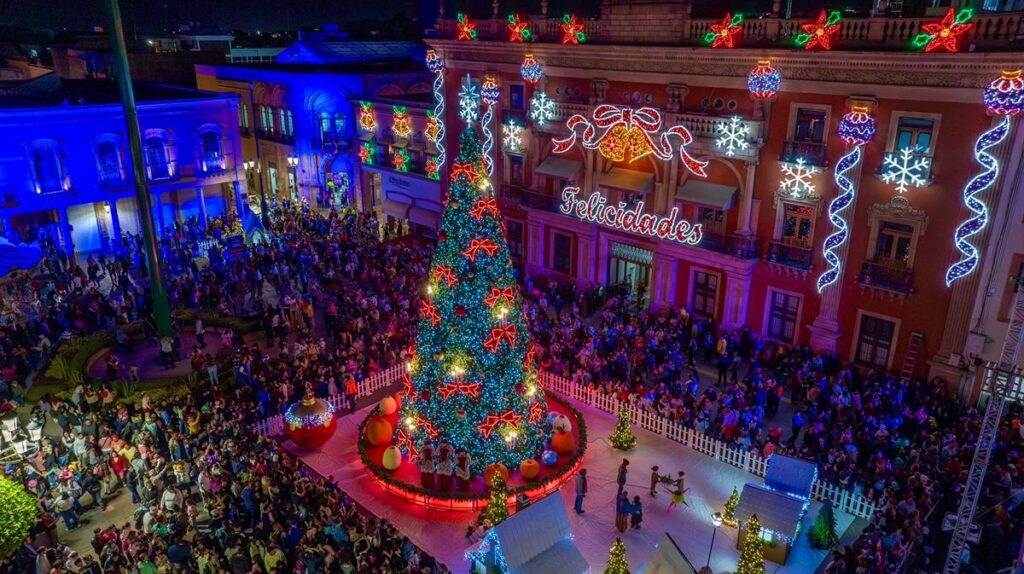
[608,242,653,308]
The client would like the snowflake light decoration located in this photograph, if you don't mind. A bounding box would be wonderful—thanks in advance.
[502,121,523,152]
[705,12,743,48]
[529,92,556,125]
[561,14,587,44]
[913,8,973,53]
[458,75,480,124]
[881,148,930,193]
[779,158,820,198]
[715,116,749,157]
[508,14,531,42]
[796,10,842,51]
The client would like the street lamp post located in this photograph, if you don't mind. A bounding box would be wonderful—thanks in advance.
[246,82,270,226]
[287,154,299,202]
[706,512,723,571]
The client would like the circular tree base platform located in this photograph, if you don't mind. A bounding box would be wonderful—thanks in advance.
[357,394,586,512]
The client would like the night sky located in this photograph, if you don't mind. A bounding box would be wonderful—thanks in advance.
[0,0,877,34]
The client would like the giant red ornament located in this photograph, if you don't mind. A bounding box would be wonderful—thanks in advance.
[285,394,337,449]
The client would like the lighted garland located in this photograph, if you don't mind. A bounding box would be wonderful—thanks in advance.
[426,50,447,170]
[480,75,500,177]
[796,10,842,50]
[705,12,743,48]
[913,8,973,52]
[521,54,543,84]
[817,106,876,293]
[946,70,1024,286]
[748,59,782,100]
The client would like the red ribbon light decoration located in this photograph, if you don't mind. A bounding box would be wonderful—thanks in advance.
[402,372,414,396]
[420,300,441,326]
[483,324,517,352]
[552,104,708,177]
[432,265,457,287]
[529,402,545,424]
[417,415,440,439]
[525,343,536,367]
[469,198,499,220]
[484,286,515,308]
[437,382,483,400]
[477,409,523,438]
[397,429,419,460]
[462,237,499,262]
[450,162,480,183]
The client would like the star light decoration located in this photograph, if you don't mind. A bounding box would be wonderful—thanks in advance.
[425,157,440,180]
[520,54,543,84]
[456,13,477,41]
[881,148,931,193]
[561,14,587,44]
[508,14,531,42]
[715,116,750,157]
[529,92,556,125]
[391,148,411,172]
[358,101,377,133]
[458,75,481,124]
[705,12,743,48]
[391,105,412,139]
[779,158,820,198]
[748,59,782,100]
[796,10,843,51]
[913,8,974,52]
[358,142,375,165]
[502,121,524,152]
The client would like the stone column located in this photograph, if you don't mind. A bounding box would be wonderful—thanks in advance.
[195,185,208,228]
[666,84,689,113]
[1,215,14,243]
[529,221,546,268]
[589,79,609,105]
[651,253,677,310]
[108,200,122,252]
[57,207,74,257]
[576,235,595,284]
[722,269,752,329]
[737,162,757,235]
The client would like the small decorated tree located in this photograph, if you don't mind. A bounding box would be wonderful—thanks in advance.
[737,515,766,574]
[609,407,637,450]
[481,471,510,526]
[0,476,38,559]
[808,501,839,549]
[723,485,740,526]
[605,537,629,574]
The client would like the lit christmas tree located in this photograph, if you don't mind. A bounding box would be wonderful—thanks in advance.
[737,515,766,574]
[399,97,550,473]
[605,538,630,574]
[808,501,839,549]
[481,471,510,525]
[723,485,740,526]
[609,406,637,450]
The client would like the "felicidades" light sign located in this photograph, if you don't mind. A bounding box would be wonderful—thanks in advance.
[559,187,703,245]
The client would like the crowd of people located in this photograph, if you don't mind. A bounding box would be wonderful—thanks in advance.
[2,203,1022,574]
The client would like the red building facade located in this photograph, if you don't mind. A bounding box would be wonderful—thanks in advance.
[426,2,1024,384]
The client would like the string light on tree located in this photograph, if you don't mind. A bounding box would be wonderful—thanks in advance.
[778,158,820,199]
[507,14,531,42]
[705,12,743,48]
[561,14,587,44]
[458,74,481,124]
[946,69,1024,285]
[520,54,543,84]
[881,147,931,193]
[913,8,974,52]
[796,10,843,51]
[748,59,782,100]
[425,50,447,170]
[358,101,377,133]
[553,104,708,176]
[715,116,750,157]
[817,104,876,293]
[456,13,478,41]
[737,515,766,574]
[529,92,556,125]
[502,121,523,152]
[480,75,500,177]
[391,105,412,139]
[604,538,629,574]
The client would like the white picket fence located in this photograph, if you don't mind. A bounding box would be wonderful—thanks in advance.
[251,365,878,519]
[539,371,880,519]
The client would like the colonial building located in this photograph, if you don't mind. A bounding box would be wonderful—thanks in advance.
[194,27,435,215]
[0,73,244,254]
[426,0,1024,387]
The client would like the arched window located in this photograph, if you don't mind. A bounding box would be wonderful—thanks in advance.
[319,111,332,143]
[238,102,250,131]
[143,129,172,181]
[333,114,345,141]
[198,125,224,173]
[260,105,271,133]
[279,108,293,138]
[94,133,125,185]
[26,139,67,194]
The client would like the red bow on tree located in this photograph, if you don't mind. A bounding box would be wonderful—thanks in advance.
[462,238,499,262]
[402,372,414,396]
[529,402,545,424]
[432,265,457,287]
[477,409,523,438]
[525,343,536,366]
[449,162,479,183]
[483,324,516,352]
[469,198,499,220]
[397,429,419,460]
[483,286,515,308]
[437,382,482,400]
[417,415,439,439]
[420,300,441,326]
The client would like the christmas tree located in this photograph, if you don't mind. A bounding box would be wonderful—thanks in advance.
[399,86,550,474]
[605,537,629,574]
[481,471,510,525]
[723,485,740,526]
[609,406,637,450]
[808,501,839,549]
[0,476,38,559]
[737,515,766,574]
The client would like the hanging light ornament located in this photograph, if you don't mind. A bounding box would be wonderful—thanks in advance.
[521,54,543,84]
[284,392,337,448]
[747,60,782,100]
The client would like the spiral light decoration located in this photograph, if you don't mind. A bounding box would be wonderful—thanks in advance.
[425,50,447,170]
[480,76,500,177]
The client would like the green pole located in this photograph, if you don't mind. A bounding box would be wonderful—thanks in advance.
[106,0,172,336]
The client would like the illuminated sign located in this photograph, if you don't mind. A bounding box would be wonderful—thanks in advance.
[559,187,702,245]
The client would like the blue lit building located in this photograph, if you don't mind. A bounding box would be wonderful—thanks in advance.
[0,73,245,255]
[195,27,434,217]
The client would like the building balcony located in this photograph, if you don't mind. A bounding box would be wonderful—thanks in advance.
[858,260,914,294]
[700,232,761,259]
[500,184,560,213]
[780,141,828,167]
[766,241,813,270]
[257,129,295,145]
